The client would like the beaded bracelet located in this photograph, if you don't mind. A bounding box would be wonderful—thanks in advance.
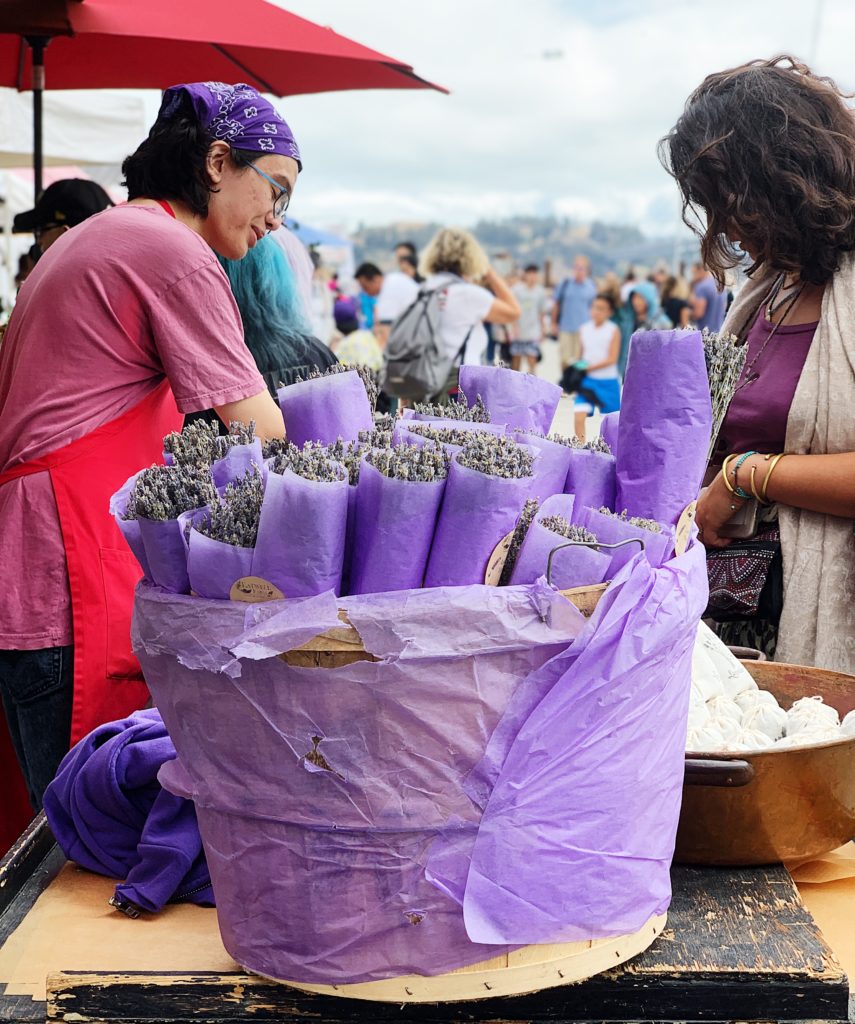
[731,451,757,500]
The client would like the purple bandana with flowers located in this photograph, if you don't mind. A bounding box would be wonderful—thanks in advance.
[159,82,302,169]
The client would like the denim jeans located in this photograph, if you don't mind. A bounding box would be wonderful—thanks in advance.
[0,646,73,811]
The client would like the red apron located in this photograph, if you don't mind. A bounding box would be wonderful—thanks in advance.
[0,379,182,847]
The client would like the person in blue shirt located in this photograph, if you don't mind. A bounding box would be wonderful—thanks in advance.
[690,262,729,332]
[551,255,598,370]
[354,262,383,329]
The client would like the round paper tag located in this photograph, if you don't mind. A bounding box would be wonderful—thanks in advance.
[229,576,285,603]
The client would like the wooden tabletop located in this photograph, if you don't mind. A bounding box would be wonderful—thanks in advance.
[0,817,849,1024]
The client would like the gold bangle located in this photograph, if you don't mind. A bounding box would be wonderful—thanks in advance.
[761,453,786,503]
[720,453,740,496]
[749,463,768,504]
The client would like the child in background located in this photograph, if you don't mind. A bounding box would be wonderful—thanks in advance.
[573,293,622,440]
[510,263,549,372]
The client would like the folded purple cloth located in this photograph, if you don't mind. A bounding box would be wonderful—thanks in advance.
[43,708,212,914]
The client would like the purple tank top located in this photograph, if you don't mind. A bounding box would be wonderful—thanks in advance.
[715,309,817,457]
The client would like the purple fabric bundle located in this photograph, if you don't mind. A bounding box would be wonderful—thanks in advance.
[138,516,192,594]
[458,365,562,433]
[254,466,349,598]
[187,527,254,599]
[615,329,712,525]
[348,460,446,595]
[135,582,585,983]
[513,432,574,501]
[110,471,151,581]
[277,371,372,447]
[575,507,674,576]
[43,708,212,914]
[564,448,616,514]
[509,495,610,590]
[424,456,537,588]
[599,412,620,456]
[211,440,264,489]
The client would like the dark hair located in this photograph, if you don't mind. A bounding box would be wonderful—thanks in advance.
[524,263,540,273]
[122,92,260,218]
[355,262,382,280]
[593,292,616,313]
[395,241,417,258]
[660,55,855,287]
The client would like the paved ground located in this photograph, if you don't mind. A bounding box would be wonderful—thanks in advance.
[533,337,602,441]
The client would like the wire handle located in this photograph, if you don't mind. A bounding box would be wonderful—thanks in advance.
[546,537,645,586]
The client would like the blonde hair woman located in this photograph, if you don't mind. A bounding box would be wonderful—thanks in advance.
[418,227,520,400]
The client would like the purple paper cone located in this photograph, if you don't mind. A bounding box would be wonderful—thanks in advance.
[615,329,712,525]
[187,528,255,600]
[424,457,537,587]
[211,440,264,490]
[510,523,610,590]
[110,471,152,580]
[138,516,191,594]
[575,507,674,575]
[177,507,211,557]
[253,467,349,598]
[277,371,372,447]
[513,432,574,501]
[564,448,616,513]
[599,412,620,456]
[349,460,446,595]
[458,365,562,433]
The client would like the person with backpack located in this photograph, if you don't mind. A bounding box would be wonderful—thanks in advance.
[551,255,597,371]
[383,227,519,403]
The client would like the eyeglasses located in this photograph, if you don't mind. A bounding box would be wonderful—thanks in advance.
[245,162,291,220]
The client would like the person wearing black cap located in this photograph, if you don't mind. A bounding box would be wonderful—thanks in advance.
[13,179,114,254]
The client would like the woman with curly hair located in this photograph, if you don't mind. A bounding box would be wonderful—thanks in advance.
[418,227,520,400]
[660,55,855,671]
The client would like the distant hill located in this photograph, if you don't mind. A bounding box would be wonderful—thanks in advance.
[351,215,698,281]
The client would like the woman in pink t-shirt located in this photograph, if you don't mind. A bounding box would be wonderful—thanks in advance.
[0,82,300,821]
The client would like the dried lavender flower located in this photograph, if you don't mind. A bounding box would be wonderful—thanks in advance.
[262,437,291,459]
[196,468,264,548]
[457,433,534,479]
[701,328,747,461]
[162,420,221,467]
[123,465,217,521]
[268,443,346,483]
[365,443,449,482]
[358,413,395,448]
[320,438,365,485]
[585,436,612,455]
[539,516,597,544]
[296,363,379,412]
[211,420,257,461]
[407,423,486,447]
[499,497,540,586]
[597,507,664,534]
[412,394,491,423]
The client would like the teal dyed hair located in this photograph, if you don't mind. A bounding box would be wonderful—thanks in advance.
[217,236,311,373]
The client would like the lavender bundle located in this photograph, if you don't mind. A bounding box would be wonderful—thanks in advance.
[407,423,494,449]
[510,494,611,589]
[163,420,221,467]
[358,414,395,449]
[123,465,217,593]
[297,362,379,413]
[576,504,674,575]
[411,394,491,422]
[349,445,449,594]
[458,364,562,433]
[701,329,747,461]
[564,433,616,513]
[499,498,541,586]
[278,366,373,446]
[186,469,264,599]
[254,440,349,599]
[424,434,537,587]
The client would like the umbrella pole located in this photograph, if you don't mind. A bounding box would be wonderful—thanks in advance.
[25,36,49,202]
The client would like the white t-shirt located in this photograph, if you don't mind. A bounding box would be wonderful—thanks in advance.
[579,319,620,379]
[425,273,493,366]
[375,271,419,323]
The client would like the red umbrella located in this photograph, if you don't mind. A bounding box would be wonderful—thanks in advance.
[0,0,447,197]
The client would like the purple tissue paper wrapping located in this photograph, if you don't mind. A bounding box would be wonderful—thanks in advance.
[110,471,151,581]
[564,448,616,513]
[138,516,191,594]
[615,330,712,525]
[187,528,254,599]
[135,582,586,984]
[424,455,538,588]
[211,440,265,489]
[277,370,373,447]
[458,365,562,433]
[512,432,574,501]
[254,467,349,598]
[510,495,610,590]
[348,460,446,594]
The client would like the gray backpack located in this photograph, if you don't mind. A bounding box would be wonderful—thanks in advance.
[382,280,471,400]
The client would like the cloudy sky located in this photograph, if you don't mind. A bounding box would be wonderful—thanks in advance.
[269,0,846,236]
